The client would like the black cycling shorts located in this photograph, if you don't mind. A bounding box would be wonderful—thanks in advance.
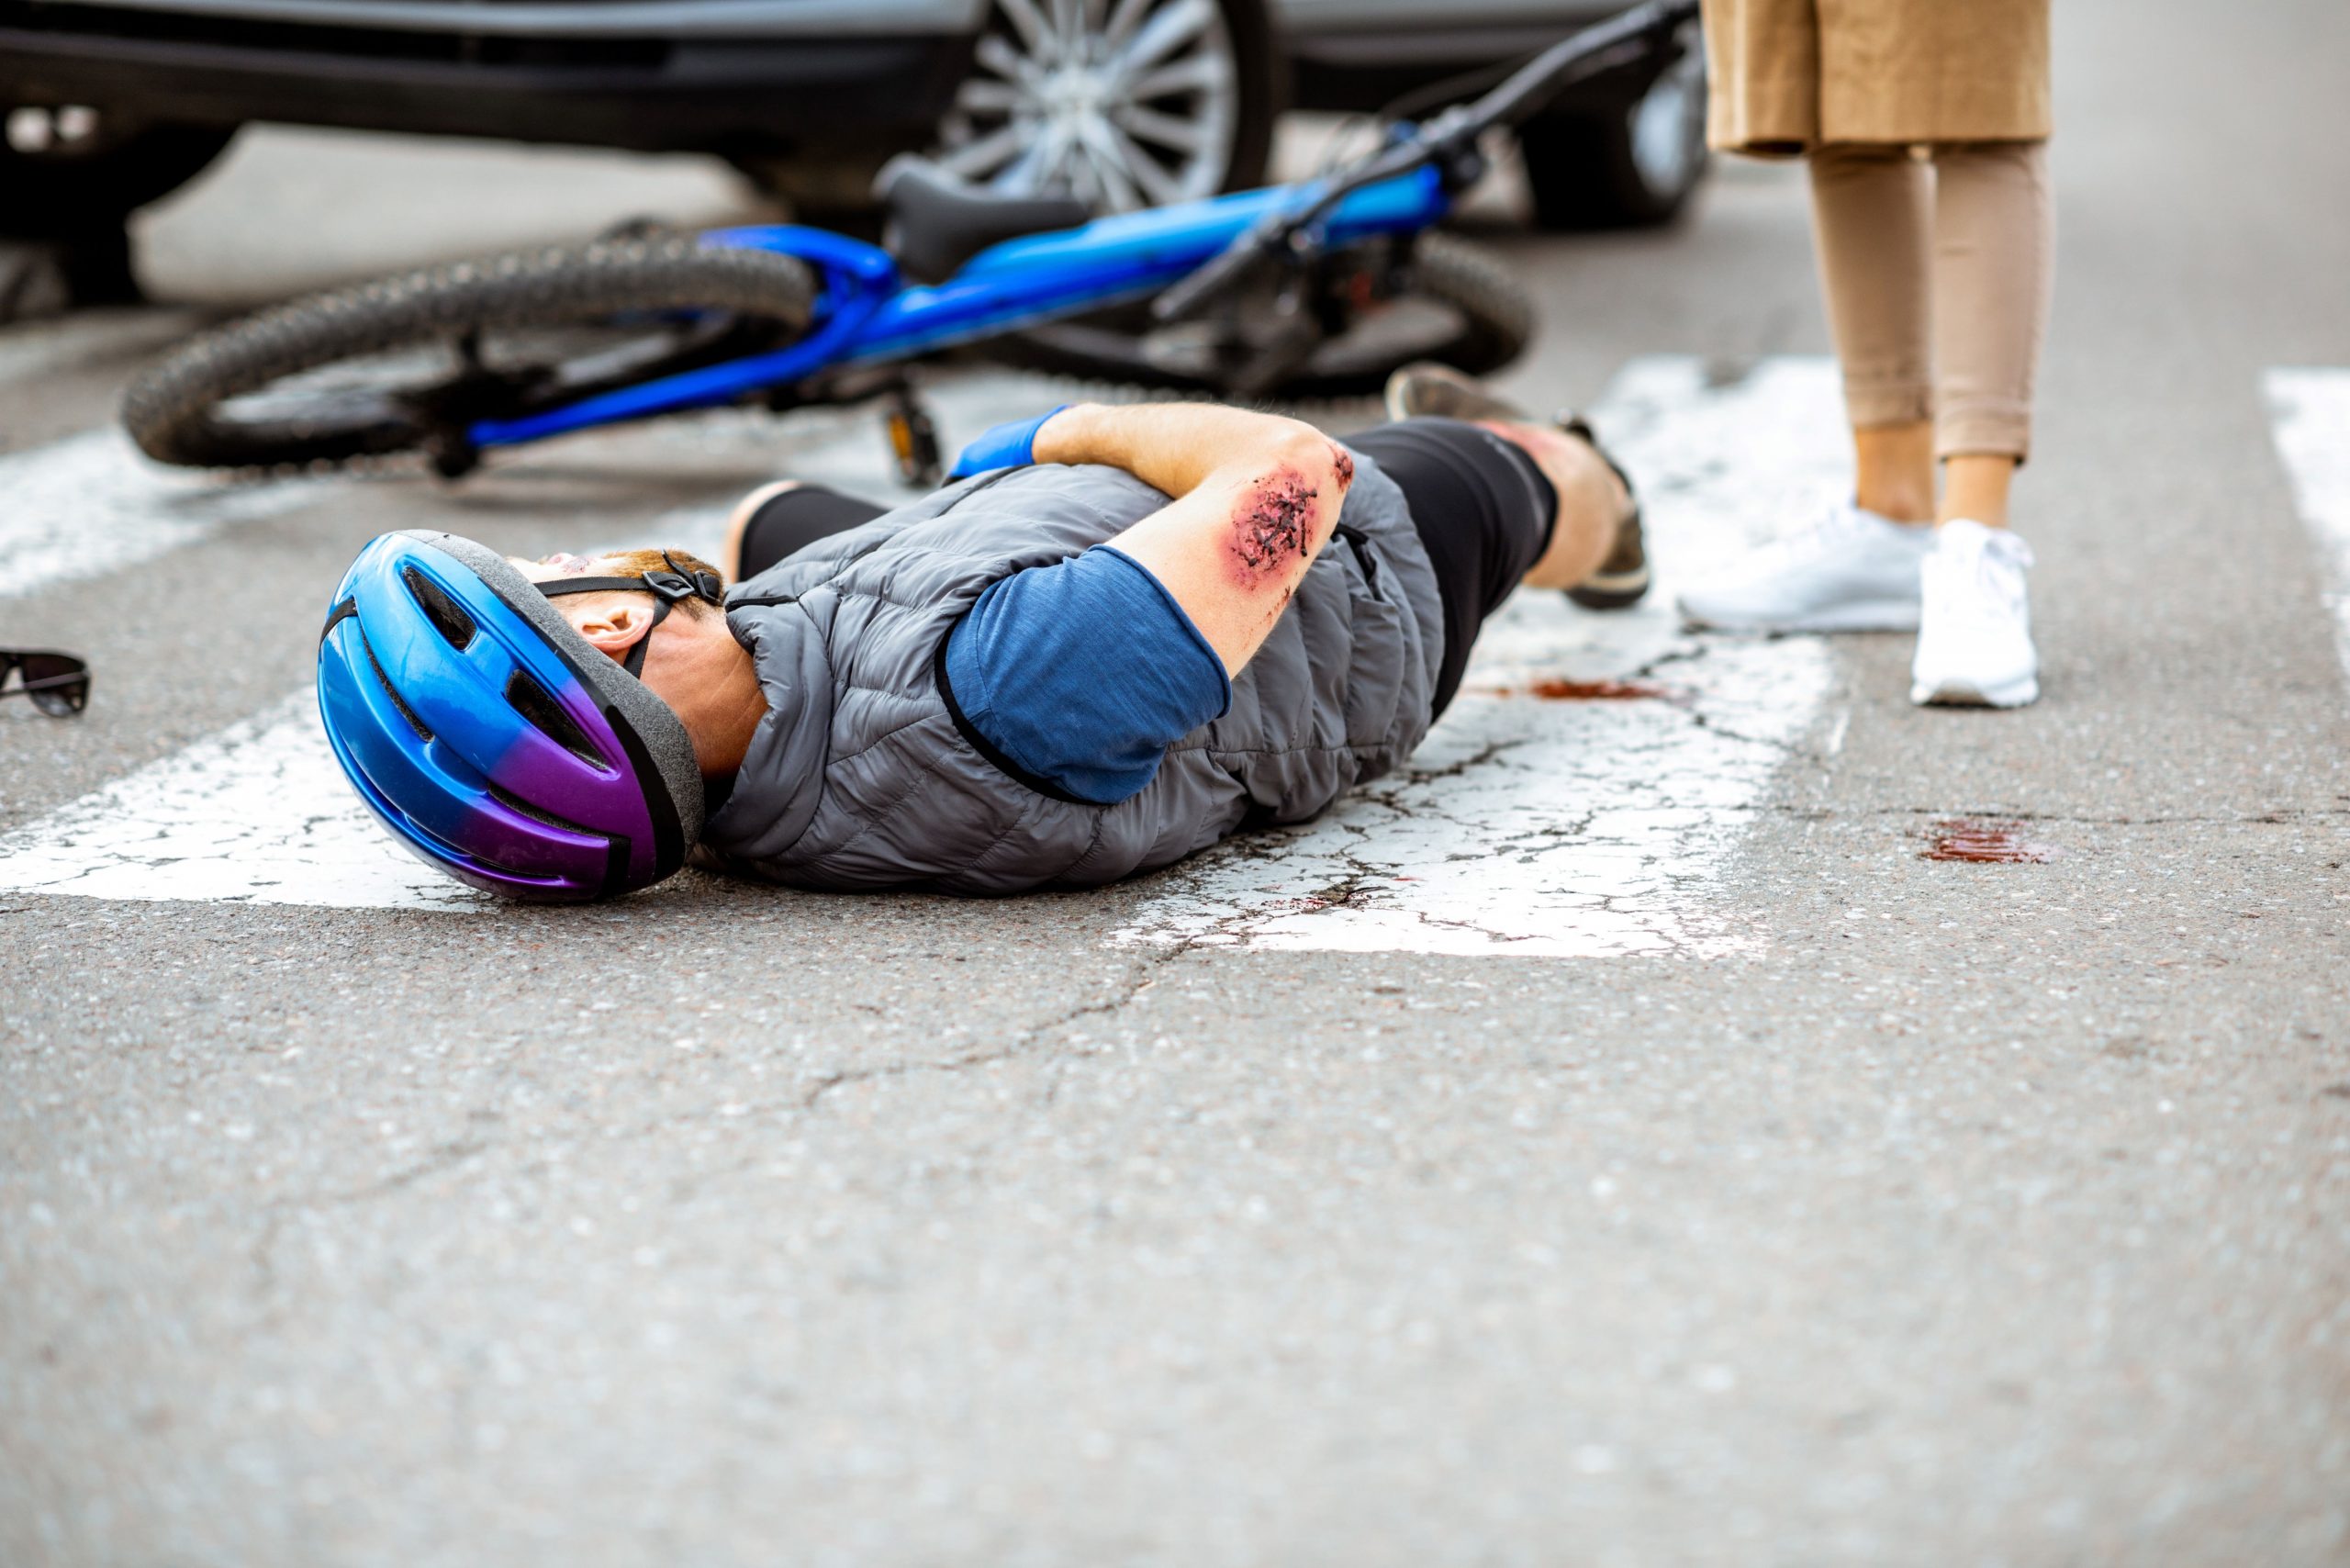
[1348,418,1556,717]
[735,484,891,579]
[732,415,1555,719]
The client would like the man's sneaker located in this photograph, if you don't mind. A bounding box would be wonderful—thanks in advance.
[1910,519,2039,708]
[1676,501,1932,633]
[1382,361,1648,610]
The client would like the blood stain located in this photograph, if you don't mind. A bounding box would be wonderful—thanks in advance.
[1521,678,1673,701]
[1920,819,2060,864]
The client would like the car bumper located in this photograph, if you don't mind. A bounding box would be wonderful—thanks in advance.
[0,0,979,152]
[1282,6,1668,115]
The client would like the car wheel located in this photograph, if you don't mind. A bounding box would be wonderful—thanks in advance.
[0,109,237,238]
[929,0,1281,212]
[1517,23,1707,231]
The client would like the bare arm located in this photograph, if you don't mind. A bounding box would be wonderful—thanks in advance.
[1033,402,1355,677]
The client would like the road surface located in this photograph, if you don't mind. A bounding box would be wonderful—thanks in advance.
[3,0,2346,1561]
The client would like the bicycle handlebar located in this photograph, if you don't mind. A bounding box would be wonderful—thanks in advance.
[1153,0,1700,323]
[1446,0,1701,140]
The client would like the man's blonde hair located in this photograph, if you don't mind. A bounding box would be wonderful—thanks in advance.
[601,548,726,616]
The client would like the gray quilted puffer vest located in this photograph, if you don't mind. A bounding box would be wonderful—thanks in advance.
[696,452,1440,894]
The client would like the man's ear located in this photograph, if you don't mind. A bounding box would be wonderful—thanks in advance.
[572,599,653,663]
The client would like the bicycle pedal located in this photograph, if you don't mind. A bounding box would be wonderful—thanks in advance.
[424,431,481,481]
[882,394,943,489]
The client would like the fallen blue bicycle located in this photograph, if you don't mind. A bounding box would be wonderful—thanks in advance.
[124,0,1696,487]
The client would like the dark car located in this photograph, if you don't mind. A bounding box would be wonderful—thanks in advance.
[0,0,1695,279]
[1,0,1279,239]
[1283,0,1707,230]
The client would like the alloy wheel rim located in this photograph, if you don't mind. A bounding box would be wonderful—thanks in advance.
[932,0,1240,212]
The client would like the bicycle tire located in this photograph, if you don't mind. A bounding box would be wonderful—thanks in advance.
[979,230,1533,400]
[1290,230,1534,397]
[122,236,818,471]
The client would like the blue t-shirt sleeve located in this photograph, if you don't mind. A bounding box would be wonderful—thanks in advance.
[942,545,1232,805]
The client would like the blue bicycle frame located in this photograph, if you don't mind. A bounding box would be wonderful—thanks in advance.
[466,162,1452,451]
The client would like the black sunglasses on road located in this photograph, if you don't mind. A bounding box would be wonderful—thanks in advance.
[0,649,91,716]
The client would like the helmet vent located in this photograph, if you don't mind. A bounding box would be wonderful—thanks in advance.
[361,633,434,744]
[505,668,609,770]
[487,782,597,837]
[403,566,477,650]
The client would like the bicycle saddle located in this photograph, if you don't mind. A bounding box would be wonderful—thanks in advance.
[878,156,1092,285]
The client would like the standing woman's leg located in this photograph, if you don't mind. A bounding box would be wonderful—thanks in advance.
[1908,139,2051,708]
[1929,140,2055,528]
[1807,142,1937,525]
[1673,141,1943,634]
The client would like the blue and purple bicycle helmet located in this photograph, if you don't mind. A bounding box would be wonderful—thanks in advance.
[318,530,721,902]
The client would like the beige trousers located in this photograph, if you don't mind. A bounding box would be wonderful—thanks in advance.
[1807,140,2053,462]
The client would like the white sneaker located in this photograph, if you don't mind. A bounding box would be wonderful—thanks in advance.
[1910,519,2039,708]
[1677,501,1933,633]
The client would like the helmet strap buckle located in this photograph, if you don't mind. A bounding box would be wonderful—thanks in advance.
[537,553,726,678]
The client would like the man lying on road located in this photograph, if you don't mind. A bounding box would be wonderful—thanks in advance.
[317,366,1645,901]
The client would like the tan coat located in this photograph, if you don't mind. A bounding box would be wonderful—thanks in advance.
[1700,0,2051,153]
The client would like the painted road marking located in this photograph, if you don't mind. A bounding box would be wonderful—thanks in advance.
[0,691,487,913]
[0,429,325,600]
[0,307,205,396]
[0,359,1845,935]
[2265,368,2350,686]
[1113,355,1845,958]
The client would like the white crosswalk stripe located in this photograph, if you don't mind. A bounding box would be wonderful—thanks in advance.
[2265,368,2350,689]
[0,428,325,601]
[0,306,204,392]
[0,691,485,911]
[0,356,1854,943]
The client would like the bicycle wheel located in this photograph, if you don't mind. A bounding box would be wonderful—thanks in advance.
[979,230,1532,401]
[1288,230,1533,397]
[122,236,817,473]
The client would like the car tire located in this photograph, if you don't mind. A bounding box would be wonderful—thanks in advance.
[1516,28,1707,232]
[0,117,238,239]
[926,0,1282,211]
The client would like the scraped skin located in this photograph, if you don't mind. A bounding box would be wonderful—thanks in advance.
[1035,403,1352,676]
[1227,467,1321,585]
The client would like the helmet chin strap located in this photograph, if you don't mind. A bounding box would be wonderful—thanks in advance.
[536,554,726,678]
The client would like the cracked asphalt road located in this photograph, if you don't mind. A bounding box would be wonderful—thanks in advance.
[5,0,2349,1561]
